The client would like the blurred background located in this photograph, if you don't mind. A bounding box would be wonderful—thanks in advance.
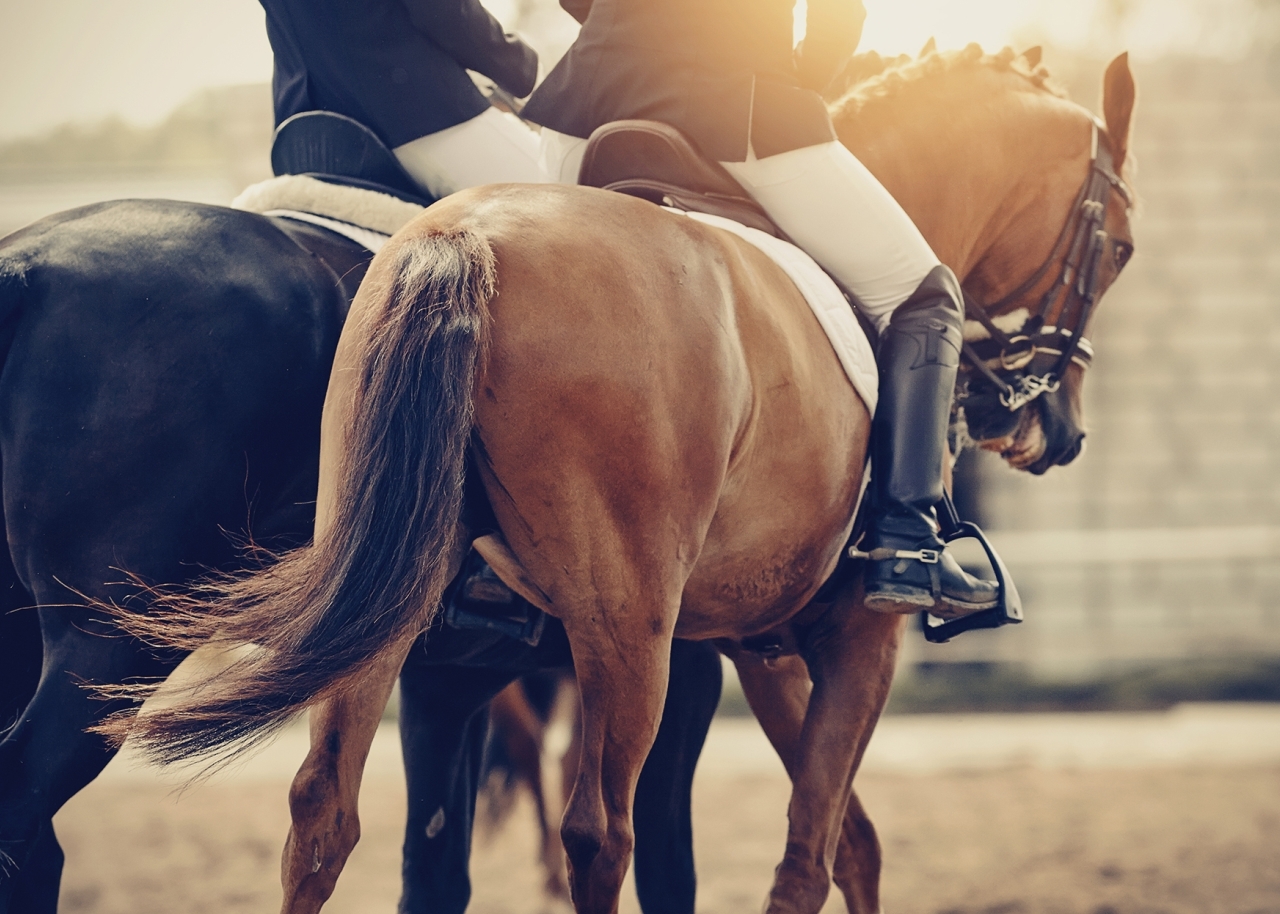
[3,0,1279,707]
[11,3,1279,913]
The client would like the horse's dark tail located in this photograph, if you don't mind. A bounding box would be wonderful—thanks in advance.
[102,229,495,766]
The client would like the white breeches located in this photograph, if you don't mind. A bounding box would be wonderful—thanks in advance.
[721,142,939,332]
[539,129,939,333]
[539,127,592,185]
[394,107,547,199]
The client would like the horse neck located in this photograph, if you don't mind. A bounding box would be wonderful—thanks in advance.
[836,76,1089,289]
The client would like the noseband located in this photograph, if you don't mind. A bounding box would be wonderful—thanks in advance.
[961,118,1134,412]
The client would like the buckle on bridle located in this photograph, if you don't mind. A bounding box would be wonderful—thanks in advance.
[998,373,1060,411]
[999,336,1036,371]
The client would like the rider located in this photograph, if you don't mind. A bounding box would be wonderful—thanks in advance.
[521,0,998,617]
[259,0,547,198]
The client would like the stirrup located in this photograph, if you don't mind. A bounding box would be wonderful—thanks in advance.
[851,495,1022,642]
[922,495,1022,643]
[443,550,546,646]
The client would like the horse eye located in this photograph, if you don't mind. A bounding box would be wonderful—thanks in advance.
[1113,242,1133,272]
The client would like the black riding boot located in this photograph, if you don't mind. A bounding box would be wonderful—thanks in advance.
[861,265,998,617]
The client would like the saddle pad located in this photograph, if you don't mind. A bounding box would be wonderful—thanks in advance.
[232,174,423,251]
[262,208,392,254]
[672,209,879,414]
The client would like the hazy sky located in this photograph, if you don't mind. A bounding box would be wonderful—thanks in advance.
[0,0,1261,141]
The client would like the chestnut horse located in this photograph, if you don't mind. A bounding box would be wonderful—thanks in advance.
[115,47,1136,914]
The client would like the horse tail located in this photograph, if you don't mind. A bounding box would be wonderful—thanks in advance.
[108,228,495,766]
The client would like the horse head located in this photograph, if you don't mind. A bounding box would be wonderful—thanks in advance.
[830,46,1137,476]
[959,52,1136,474]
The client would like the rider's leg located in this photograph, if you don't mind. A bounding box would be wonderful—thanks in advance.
[861,268,998,614]
[393,107,547,198]
[721,142,996,615]
[721,141,938,330]
[539,129,591,185]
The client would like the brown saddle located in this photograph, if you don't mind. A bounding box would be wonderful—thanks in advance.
[576,120,781,238]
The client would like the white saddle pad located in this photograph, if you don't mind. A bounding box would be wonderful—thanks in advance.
[232,174,423,252]
[231,179,878,415]
[673,210,879,414]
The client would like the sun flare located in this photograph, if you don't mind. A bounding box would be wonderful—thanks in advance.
[796,0,1099,56]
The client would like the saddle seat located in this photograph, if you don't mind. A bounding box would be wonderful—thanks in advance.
[577,120,781,238]
[271,110,434,207]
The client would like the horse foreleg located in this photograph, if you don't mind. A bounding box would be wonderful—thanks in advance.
[761,594,904,914]
[731,649,887,914]
[280,635,415,914]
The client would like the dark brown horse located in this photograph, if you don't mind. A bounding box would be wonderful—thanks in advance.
[114,47,1137,914]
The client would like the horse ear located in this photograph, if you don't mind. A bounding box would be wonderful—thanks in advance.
[919,36,936,57]
[1020,46,1042,68]
[1102,52,1136,168]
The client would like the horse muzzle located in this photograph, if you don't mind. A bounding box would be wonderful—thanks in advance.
[1024,427,1085,475]
[964,389,1086,475]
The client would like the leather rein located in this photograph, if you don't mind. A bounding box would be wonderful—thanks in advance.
[960,117,1134,412]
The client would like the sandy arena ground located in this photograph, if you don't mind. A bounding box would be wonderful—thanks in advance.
[53,704,1280,914]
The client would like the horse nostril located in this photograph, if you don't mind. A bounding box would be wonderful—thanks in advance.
[1057,432,1086,466]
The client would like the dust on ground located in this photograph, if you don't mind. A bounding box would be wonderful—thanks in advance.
[53,709,1280,914]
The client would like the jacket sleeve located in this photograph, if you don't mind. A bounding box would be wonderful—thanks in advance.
[401,0,540,97]
[795,0,865,93]
[560,0,593,25]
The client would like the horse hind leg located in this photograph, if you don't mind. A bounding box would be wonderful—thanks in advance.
[281,635,416,914]
[554,581,683,914]
[0,603,182,914]
[487,678,568,901]
[397,659,518,914]
[633,639,723,914]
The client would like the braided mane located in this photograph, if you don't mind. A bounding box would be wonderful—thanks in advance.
[827,43,1067,124]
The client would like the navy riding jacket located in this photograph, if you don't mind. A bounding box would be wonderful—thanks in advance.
[261,0,538,149]
[521,0,865,162]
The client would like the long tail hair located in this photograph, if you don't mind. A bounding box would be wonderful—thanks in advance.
[104,229,495,766]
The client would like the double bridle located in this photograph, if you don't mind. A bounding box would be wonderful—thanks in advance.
[960,117,1134,413]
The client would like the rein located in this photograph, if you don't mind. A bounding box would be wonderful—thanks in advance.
[961,118,1133,412]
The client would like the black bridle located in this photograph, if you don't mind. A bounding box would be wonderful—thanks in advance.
[960,117,1134,413]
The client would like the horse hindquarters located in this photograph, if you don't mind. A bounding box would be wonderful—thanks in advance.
[465,218,741,913]
[112,226,494,760]
[0,201,347,913]
[0,570,38,735]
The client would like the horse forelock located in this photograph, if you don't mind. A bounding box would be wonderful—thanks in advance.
[828,44,1068,130]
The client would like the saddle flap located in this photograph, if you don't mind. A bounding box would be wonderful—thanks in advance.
[578,120,780,237]
[271,111,430,204]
